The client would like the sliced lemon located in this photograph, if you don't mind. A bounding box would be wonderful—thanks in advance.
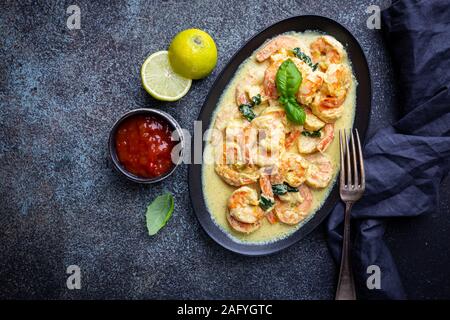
[141,51,192,101]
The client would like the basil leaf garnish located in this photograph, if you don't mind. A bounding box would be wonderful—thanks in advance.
[239,104,256,122]
[146,193,174,236]
[302,129,322,138]
[251,94,261,106]
[292,48,319,71]
[276,59,302,97]
[284,100,306,125]
[272,184,288,195]
[275,59,305,125]
[259,194,275,211]
[286,184,299,192]
[272,183,298,195]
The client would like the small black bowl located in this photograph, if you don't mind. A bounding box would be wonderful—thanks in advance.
[108,108,185,183]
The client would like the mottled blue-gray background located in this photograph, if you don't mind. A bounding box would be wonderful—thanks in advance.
[1,0,449,299]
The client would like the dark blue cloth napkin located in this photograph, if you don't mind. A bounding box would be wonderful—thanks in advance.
[327,0,450,299]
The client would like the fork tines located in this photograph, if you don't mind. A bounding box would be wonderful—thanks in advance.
[339,129,365,191]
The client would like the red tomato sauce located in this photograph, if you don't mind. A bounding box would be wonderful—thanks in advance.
[115,115,176,178]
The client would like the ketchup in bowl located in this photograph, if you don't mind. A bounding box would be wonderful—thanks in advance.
[114,114,176,179]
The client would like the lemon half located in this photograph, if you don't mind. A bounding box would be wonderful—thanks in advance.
[141,51,192,101]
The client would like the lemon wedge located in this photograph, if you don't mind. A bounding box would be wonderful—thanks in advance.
[141,51,192,101]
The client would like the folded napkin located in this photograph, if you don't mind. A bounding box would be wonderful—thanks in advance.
[327,0,450,299]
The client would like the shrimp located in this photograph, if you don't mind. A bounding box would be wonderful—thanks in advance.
[303,108,325,132]
[215,164,260,187]
[316,124,335,152]
[268,48,291,63]
[310,35,346,71]
[211,107,241,147]
[259,173,275,212]
[228,186,264,224]
[251,113,285,167]
[222,120,255,162]
[258,167,282,224]
[297,71,324,105]
[310,100,344,123]
[215,142,260,186]
[224,120,248,143]
[213,104,241,132]
[258,164,286,194]
[225,116,285,223]
[285,129,301,149]
[227,212,261,234]
[319,63,351,108]
[263,60,283,99]
[259,172,274,200]
[260,165,284,184]
[256,35,308,62]
[260,105,286,121]
[310,64,351,122]
[274,185,313,225]
[298,123,334,154]
[235,72,266,106]
[304,153,333,188]
[279,152,309,187]
[283,106,304,149]
[259,103,301,151]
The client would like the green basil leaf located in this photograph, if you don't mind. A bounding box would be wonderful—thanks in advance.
[259,194,275,211]
[285,183,299,192]
[272,184,288,195]
[302,129,322,138]
[284,100,306,125]
[292,48,318,71]
[293,48,312,64]
[239,104,256,122]
[146,192,174,236]
[251,94,261,106]
[272,183,298,195]
[276,63,288,97]
[288,96,297,104]
[276,59,302,97]
[275,59,306,126]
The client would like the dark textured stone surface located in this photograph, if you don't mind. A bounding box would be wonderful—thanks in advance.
[0,0,448,299]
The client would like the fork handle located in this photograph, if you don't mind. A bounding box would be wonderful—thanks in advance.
[335,202,356,300]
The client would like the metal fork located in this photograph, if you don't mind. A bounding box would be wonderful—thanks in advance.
[335,129,365,300]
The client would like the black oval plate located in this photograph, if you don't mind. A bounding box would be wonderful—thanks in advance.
[188,15,371,256]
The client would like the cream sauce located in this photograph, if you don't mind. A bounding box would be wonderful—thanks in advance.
[202,31,356,244]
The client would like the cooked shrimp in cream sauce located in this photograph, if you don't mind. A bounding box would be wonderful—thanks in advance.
[203,31,356,243]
